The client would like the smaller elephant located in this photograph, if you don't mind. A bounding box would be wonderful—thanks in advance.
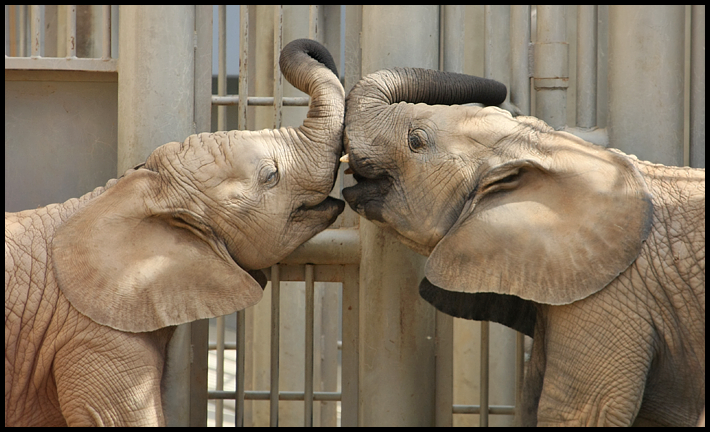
[5,39,344,426]
[341,67,705,426]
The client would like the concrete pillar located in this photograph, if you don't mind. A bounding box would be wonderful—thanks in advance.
[117,5,195,172]
[117,6,197,426]
[608,5,685,165]
[484,5,511,87]
[358,5,438,426]
[534,5,568,129]
[440,6,518,427]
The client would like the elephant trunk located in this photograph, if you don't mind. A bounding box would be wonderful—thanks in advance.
[279,39,345,188]
[345,67,507,124]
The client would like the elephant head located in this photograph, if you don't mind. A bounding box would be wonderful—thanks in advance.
[51,39,345,332]
[341,68,653,335]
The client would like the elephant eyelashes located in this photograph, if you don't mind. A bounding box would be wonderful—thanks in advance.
[408,128,429,152]
[259,163,280,188]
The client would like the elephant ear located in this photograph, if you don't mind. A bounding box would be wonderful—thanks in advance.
[52,169,265,333]
[423,135,653,334]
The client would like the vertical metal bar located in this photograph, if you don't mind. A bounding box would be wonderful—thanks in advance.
[434,310,454,426]
[18,5,31,57]
[66,5,76,58]
[101,5,110,59]
[30,5,41,57]
[6,5,11,56]
[306,12,317,425]
[306,9,317,423]
[238,5,249,131]
[308,5,319,40]
[236,309,246,427]
[340,265,359,427]
[576,5,598,128]
[18,5,27,57]
[510,5,531,115]
[190,320,210,426]
[273,6,283,130]
[270,10,283,425]
[269,9,284,426]
[270,265,281,426]
[479,321,490,427]
[217,5,227,131]
[515,332,525,419]
[235,7,249,426]
[194,4,214,134]
[215,315,225,426]
[689,5,705,168]
[438,5,444,71]
[304,265,315,426]
[214,11,227,427]
[213,6,227,427]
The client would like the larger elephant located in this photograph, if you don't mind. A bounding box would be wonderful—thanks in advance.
[340,67,705,426]
[5,39,344,426]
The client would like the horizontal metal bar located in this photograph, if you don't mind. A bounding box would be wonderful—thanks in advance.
[211,95,310,106]
[280,228,360,265]
[262,264,353,283]
[5,56,118,72]
[452,404,516,415]
[209,339,343,352]
[209,390,341,402]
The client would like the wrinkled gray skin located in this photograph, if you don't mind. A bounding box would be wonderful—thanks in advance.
[341,68,705,426]
[5,39,344,426]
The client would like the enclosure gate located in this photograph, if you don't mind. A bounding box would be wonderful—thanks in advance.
[5,4,704,427]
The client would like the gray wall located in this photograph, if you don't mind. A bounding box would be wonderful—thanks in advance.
[5,70,117,212]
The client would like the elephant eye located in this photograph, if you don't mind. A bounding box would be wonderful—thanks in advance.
[408,128,428,152]
[259,163,280,188]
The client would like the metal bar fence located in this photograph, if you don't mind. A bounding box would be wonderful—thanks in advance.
[5,5,116,71]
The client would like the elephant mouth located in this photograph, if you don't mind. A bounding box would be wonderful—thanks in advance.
[292,196,345,226]
[341,174,392,224]
[339,152,394,223]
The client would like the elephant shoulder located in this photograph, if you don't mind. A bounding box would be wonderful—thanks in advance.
[634,160,705,254]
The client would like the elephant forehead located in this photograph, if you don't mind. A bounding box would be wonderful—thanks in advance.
[183,133,272,182]
[459,106,522,142]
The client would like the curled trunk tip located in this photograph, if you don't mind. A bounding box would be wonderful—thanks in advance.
[279,38,340,87]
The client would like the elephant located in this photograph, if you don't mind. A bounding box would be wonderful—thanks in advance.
[340,67,705,426]
[5,39,345,426]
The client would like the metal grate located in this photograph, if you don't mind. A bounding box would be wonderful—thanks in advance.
[5,5,117,72]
